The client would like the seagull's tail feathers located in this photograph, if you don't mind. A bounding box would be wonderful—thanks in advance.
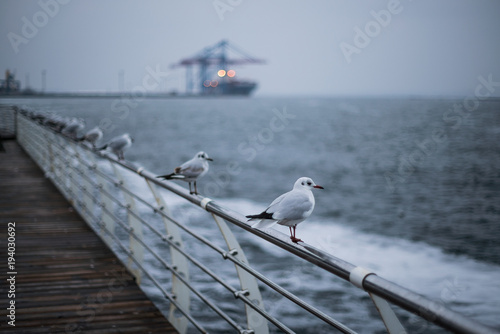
[246,211,274,220]
[250,219,278,229]
[157,173,183,180]
[246,211,277,229]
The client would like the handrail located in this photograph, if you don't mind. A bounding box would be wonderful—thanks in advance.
[10,105,500,334]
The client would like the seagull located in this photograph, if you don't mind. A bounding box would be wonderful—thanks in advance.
[98,133,133,160]
[157,151,213,195]
[62,118,85,139]
[45,114,68,132]
[246,177,324,243]
[79,126,103,148]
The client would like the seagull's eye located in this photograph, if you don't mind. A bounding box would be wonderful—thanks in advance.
[301,182,305,185]
[307,182,312,186]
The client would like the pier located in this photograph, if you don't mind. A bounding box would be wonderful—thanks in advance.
[0,140,176,333]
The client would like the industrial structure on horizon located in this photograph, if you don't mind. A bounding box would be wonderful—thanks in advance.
[171,40,265,96]
[0,70,21,95]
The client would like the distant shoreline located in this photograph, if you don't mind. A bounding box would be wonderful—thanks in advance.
[1,92,500,101]
[0,92,201,99]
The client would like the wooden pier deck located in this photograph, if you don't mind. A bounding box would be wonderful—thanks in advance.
[0,140,177,333]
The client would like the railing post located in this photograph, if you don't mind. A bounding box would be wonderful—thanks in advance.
[369,293,407,334]
[72,145,97,222]
[89,154,117,249]
[51,133,69,199]
[145,179,190,334]
[204,200,269,334]
[37,126,49,173]
[67,141,82,210]
[111,163,144,283]
[350,266,406,334]
[48,131,65,197]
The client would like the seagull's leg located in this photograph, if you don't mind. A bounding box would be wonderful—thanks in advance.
[290,225,302,243]
[194,181,198,195]
[188,182,193,194]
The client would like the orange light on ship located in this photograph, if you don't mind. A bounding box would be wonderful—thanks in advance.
[227,70,236,77]
[217,69,226,77]
[203,80,211,87]
[210,80,218,87]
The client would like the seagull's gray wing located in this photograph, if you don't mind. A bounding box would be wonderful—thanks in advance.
[177,159,205,178]
[271,190,314,221]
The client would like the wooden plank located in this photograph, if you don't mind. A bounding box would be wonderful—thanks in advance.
[0,140,178,333]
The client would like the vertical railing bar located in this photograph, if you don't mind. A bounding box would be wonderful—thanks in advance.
[143,179,191,334]
[210,214,269,334]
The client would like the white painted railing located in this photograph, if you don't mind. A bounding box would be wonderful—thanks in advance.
[10,106,500,334]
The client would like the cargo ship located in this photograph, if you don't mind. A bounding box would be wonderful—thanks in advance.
[172,40,265,96]
[201,68,257,96]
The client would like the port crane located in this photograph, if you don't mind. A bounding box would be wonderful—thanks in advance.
[171,40,265,95]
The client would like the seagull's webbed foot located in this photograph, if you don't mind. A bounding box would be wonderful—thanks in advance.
[188,182,198,195]
[192,181,199,195]
[289,226,302,243]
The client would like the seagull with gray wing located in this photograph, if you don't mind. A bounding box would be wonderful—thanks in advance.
[79,126,103,148]
[98,133,133,160]
[157,151,213,195]
[246,177,324,243]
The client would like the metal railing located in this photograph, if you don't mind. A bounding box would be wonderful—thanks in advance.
[9,106,500,334]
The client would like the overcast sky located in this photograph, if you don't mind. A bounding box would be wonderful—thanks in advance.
[1,0,500,96]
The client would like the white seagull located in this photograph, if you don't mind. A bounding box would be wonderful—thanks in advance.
[99,133,133,160]
[157,151,213,195]
[62,118,85,139]
[246,177,324,243]
[79,126,103,148]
